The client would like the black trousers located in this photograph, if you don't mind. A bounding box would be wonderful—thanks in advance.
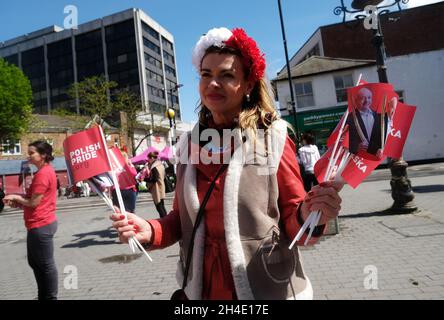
[27,221,58,300]
[303,172,319,192]
[155,199,167,218]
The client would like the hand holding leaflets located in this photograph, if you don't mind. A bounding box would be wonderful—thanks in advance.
[63,126,152,262]
[289,77,416,248]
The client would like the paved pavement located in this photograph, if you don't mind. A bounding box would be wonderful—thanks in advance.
[1,163,443,300]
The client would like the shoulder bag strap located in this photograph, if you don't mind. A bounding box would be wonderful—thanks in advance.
[181,163,228,289]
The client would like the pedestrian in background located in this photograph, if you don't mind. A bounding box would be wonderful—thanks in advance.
[0,188,5,212]
[143,151,167,217]
[111,151,138,213]
[298,132,321,192]
[3,140,58,300]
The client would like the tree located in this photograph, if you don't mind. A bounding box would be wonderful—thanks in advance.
[113,88,144,156]
[0,58,33,142]
[68,75,117,121]
[67,76,149,155]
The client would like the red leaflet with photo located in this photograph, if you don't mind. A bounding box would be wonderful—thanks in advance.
[347,83,394,113]
[108,147,137,189]
[63,126,111,183]
[340,151,385,188]
[383,102,416,159]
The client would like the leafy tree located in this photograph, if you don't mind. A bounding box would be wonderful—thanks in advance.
[68,75,117,121]
[0,58,33,142]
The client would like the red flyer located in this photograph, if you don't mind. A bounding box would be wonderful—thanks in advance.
[63,126,111,183]
[108,147,137,189]
[383,102,416,159]
[340,151,386,188]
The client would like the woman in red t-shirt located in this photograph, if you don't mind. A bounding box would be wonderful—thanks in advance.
[3,140,58,300]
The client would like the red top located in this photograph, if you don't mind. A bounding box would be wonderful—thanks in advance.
[148,136,325,299]
[124,166,138,192]
[24,164,57,230]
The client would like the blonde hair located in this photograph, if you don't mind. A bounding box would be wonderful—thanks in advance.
[197,46,279,135]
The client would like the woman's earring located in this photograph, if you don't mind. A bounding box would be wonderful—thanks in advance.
[246,94,250,102]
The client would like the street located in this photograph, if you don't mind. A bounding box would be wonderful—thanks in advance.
[1,163,444,300]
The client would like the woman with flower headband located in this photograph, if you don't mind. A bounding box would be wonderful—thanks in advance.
[111,27,343,300]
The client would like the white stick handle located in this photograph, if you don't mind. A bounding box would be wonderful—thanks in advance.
[326,146,344,181]
[336,152,351,178]
[356,74,362,86]
[96,127,152,261]
[304,211,322,246]
[109,170,152,260]
[288,210,317,250]
[86,179,114,210]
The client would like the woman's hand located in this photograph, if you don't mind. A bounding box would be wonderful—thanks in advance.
[3,195,23,207]
[110,207,153,245]
[4,194,19,202]
[300,181,344,226]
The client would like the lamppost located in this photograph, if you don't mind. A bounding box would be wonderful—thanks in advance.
[334,0,417,214]
[277,0,300,143]
[165,108,176,147]
[166,83,183,145]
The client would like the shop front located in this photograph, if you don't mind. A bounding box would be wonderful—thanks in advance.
[282,106,347,154]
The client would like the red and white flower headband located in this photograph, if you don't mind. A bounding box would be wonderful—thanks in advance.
[192,27,266,82]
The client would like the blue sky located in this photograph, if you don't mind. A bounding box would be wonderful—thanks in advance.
[0,0,440,123]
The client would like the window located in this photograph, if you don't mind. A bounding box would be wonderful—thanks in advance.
[294,81,314,108]
[150,102,166,113]
[146,69,164,84]
[117,54,127,64]
[163,50,175,64]
[162,37,173,51]
[144,53,162,68]
[147,85,165,99]
[1,140,21,155]
[143,37,160,54]
[167,93,179,105]
[165,65,176,77]
[166,79,177,90]
[334,74,354,103]
[142,22,159,40]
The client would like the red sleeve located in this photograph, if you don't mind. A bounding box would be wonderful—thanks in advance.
[278,136,326,246]
[147,193,182,249]
[32,168,50,195]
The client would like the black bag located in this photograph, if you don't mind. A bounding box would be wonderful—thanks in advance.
[171,164,228,300]
[164,175,175,193]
